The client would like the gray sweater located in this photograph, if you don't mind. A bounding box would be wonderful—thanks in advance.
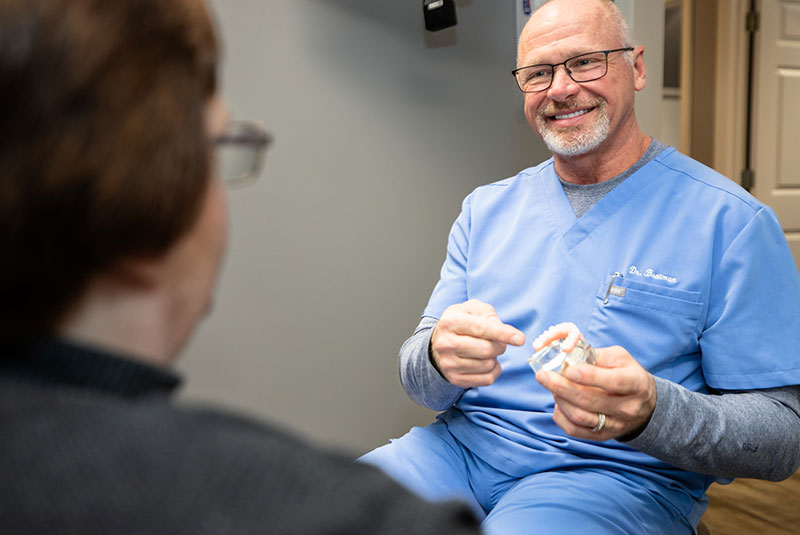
[0,339,481,535]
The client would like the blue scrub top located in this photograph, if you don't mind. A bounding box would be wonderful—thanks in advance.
[423,147,800,499]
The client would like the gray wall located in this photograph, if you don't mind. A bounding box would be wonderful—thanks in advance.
[180,0,663,455]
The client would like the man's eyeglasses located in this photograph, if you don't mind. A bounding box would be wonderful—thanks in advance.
[511,47,634,93]
[214,121,272,187]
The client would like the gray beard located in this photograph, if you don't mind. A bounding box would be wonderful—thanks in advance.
[537,105,611,157]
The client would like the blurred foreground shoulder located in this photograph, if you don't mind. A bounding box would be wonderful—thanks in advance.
[163,403,484,535]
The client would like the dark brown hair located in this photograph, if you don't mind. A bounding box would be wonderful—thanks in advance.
[0,0,219,343]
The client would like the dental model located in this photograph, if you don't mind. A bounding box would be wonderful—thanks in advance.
[528,322,597,374]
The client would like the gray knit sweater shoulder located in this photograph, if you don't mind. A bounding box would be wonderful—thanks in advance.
[0,339,480,535]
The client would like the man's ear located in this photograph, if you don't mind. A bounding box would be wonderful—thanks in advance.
[633,45,647,92]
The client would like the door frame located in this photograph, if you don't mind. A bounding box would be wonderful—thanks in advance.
[679,0,750,184]
[711,0,750,184]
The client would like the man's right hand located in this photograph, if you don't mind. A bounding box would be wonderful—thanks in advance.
[430,299,525,388]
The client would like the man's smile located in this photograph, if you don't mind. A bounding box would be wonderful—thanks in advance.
[544,105,598,125]
[552,108,592,120]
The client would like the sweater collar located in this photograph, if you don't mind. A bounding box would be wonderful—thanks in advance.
[2,338,182,399]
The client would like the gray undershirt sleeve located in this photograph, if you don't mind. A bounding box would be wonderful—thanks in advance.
[399,317,464,411]
[399,320,800,480]
[623,378,800,481]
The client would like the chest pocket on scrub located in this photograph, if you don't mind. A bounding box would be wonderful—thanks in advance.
[586,273,704,377]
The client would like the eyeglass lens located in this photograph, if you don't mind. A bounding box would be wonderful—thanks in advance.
[219,144,261,186]
[216,122,271,187]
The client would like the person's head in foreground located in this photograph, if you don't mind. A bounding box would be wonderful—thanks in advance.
[0,1,482,533]
[0,0,268,360]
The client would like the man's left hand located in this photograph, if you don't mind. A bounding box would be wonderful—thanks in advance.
[535,345,657,441]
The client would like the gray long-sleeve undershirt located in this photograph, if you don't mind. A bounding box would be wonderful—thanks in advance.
[399,317,800,481]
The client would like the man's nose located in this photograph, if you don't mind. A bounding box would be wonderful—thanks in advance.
[547,65,580,101]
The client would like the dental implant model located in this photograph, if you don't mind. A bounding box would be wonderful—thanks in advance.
[528,322,597,374]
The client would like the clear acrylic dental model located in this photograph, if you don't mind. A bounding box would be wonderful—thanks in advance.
[528,322,597,374]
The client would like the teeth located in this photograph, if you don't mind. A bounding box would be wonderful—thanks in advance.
[553,109,590,120]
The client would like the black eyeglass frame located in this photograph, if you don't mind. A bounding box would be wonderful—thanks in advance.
[511,47,635,93]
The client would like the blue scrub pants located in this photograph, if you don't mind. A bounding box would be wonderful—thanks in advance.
[359,422,697,535]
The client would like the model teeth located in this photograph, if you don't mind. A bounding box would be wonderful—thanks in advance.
[554,109,589,120]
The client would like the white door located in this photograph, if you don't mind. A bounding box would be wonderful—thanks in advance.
[752,0,800,270]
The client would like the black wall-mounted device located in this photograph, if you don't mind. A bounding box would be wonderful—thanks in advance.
[423,0,457,32]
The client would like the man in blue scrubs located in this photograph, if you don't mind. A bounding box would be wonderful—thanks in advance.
[360,0,800,533]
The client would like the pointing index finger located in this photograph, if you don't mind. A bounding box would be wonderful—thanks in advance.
[463,314,525,346]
